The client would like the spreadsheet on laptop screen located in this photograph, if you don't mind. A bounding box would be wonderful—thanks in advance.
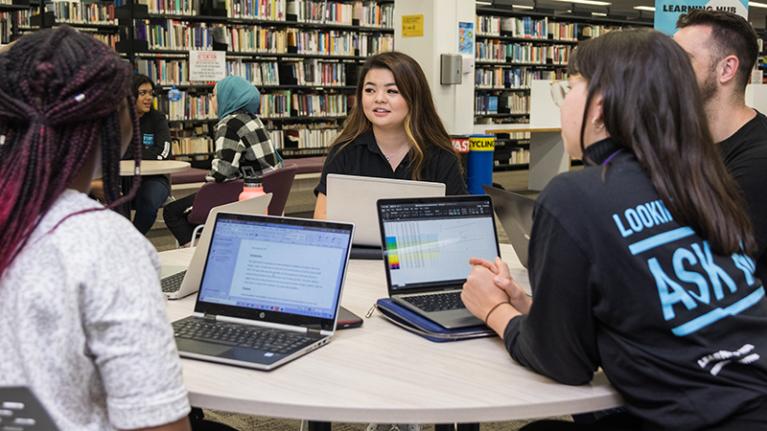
[380,200,498,289]
[198,218,350,319]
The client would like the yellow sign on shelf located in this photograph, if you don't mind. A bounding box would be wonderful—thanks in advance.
[402,14,424,37]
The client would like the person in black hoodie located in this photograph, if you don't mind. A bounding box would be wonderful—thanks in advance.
[462,29,767,430]
[123,74,172,234]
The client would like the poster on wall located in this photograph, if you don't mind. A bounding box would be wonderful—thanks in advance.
[654,0,748,35]
[189,50,227,82]
[402,14,424,37]
[458,21,474,55]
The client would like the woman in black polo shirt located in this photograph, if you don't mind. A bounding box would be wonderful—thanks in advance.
[313,51,466,219]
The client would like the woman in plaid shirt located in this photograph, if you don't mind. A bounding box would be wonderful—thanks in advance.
[164,76,279,246]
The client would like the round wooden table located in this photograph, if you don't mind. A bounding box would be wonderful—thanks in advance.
[120,160,190,176]
[159,244,622,424]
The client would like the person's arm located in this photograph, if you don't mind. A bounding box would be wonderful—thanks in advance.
[314,193,327,219]
[85,225,190,430]
[208,117,244,182]
[502,204,600,385]
[313,146,344,218]
[436,150,467,195]
[141,111,172,160]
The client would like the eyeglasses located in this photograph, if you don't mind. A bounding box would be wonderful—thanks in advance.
[549,80,571,107]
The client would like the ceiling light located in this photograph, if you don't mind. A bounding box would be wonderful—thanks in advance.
[750,1,767,8]
[512,4,535,9]
[634,6,655,11]
[476,0,493,5]
[554,0,611,6]
[592,12,607,16]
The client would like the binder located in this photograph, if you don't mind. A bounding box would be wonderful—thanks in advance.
[375,298,494,343]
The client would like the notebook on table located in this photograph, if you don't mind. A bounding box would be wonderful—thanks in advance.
[161,193,272,300]
[173,213,354,371]
[482,185,535,268]
[327,174,445,248]
[377,195,500,329]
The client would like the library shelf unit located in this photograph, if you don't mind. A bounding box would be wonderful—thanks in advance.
[474,6,651,125]
[114,0,394,165]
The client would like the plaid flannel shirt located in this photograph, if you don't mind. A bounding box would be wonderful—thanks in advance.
[208,110,279,182]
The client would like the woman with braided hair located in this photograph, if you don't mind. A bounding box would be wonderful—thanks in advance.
[0,27,191,430]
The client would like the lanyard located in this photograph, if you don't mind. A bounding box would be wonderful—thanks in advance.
[602,149,622,166]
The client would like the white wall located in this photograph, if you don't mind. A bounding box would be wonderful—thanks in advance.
[394,0,475,135]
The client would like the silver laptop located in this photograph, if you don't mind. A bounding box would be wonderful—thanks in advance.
[482,185,535,268]
[377,195,500,329]
[161,194,272,299]
[173,212,354,370]
[327,174,445,246]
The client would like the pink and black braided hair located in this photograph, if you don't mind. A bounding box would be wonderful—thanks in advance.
[0,26,142,278]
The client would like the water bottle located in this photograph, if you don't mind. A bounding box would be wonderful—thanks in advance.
[239,176,265,202]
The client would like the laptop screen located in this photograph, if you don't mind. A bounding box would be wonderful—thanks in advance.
[378,196,500,292]
[195,213,353,329]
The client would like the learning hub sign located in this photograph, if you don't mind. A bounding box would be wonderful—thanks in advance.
[654,0,748,35]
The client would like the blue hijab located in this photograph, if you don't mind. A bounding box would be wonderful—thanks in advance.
[215,76,261,118]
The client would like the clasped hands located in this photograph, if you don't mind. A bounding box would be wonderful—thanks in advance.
[461,257,532,337]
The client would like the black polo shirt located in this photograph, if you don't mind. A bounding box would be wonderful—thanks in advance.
[314,130,467,196]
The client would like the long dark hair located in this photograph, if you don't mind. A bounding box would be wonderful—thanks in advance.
[570,29,754,255]
[0,26,141,278]
[331,51,458,180]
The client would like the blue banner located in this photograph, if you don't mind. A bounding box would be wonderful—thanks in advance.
[654,0,748,35]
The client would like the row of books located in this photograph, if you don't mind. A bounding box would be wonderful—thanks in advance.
[92,32,119,49]
[291,93,350,117]
[287,0,353,25]
[226,0,285,20]
[259,91,291,117]
[172,135,214,155]
[477,16,621,42]
[0,12,15,45]
[51,1,116,25]
[475,94,530,115]
[504,148,530,165]
[159,92,217,121]
[143,0,200,16]
[355,1,393,28]
[476,41,572,64]
[135,21,393,55]
[475,67,566,89]
[272,126,341,150]
[277,60,348,86]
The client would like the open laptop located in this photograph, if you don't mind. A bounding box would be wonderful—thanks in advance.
[173,212,354,370]
[482,185,535,268]
[327,174,445,247]
[161,194,272,299]
[377,195,500,329]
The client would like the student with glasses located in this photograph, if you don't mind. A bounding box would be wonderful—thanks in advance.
[463,29,767,430]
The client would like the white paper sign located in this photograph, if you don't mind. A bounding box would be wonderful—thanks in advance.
[189,50,226,82]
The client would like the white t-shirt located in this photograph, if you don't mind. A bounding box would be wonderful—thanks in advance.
[0,190,190,430]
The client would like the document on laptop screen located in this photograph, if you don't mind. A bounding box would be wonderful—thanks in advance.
[198,218,350,319]
[380,201,498,288]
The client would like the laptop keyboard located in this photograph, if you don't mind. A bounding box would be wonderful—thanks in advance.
[161,270,186,293]
[403,291,465,312]
[173,318,318,354]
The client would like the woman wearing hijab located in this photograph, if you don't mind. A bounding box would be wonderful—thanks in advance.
[163,76,279,246]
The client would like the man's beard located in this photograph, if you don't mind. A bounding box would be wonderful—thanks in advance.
[700,68,718,103]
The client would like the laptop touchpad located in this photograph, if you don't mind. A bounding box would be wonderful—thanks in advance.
[176,338,233,356]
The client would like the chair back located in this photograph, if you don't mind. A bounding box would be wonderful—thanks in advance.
[263,165,297,216]
[187,180,244,225]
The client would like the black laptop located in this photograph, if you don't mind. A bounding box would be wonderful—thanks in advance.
[376,195,501,329]
[173,213,354,371]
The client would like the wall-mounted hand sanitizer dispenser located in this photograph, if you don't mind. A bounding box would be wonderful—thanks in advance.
[440,54,462,85]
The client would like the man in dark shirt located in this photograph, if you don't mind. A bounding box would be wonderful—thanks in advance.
[123,75,173,234]
[675,10,767,281]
